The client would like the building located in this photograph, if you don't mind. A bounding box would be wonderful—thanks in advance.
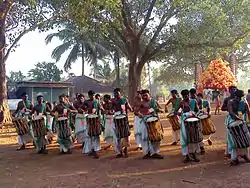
[66,76,114,96]
[15,81,73,103]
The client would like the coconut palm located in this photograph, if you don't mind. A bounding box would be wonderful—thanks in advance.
[45,23,109,76]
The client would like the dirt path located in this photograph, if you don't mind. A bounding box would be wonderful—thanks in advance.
[1,113,250,188]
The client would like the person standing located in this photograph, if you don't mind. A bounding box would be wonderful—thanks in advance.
[52,94,76,154]
[165,89,182,145]
[102,94,117,151]
[83,90,102,158]
[221,86,237,158]
[227,90,250,166]
[246,89,250,106]
[14,92,34,150]
[134,91,143,150]
[30,95,51,154]
[134,89,164,159]
[111,88,132,158]
[174,89,201,163]
[73,94,87,148]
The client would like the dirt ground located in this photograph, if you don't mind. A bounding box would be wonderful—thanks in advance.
[1,113,250,188]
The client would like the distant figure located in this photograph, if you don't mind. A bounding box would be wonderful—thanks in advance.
[246,89,250,106]
[214,93,222,115]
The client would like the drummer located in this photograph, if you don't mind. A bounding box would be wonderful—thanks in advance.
[83,90,102,158]
[221,86,237,158]
[30,95,51,154]
[134,89,164,159]
[227,90,250,166]
[14,92,34,151]
[197,93,213,145]
[52,94,76,154]
[102,94,117,151]
[111,88,132,158]
[174,89,201,163]
[165,89,182,145]
[73,94,87,149]
[189,88,206,154]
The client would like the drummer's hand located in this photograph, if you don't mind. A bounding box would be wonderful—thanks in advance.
[235,116,242,121]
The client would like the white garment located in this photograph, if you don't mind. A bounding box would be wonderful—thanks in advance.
[18,134,33,145]
[83,136,101,153]
[137,116,161,155]
[172,129,179,142]
[134,116,143,147]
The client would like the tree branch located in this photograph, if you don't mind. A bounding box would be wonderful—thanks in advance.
[137,0,157,38]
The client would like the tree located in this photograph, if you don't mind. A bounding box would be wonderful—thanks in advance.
[6,71,26,91]
[90,60,113,84]
[28,62,63,82]
[45,23,109,76]
[68,0,250,102]
[0,0,62,125]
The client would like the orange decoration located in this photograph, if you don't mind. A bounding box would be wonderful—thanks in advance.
[198,58,237,90]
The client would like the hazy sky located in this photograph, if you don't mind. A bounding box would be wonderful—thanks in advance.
[6,30,91,77]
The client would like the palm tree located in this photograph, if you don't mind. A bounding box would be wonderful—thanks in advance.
[45,23,108,76]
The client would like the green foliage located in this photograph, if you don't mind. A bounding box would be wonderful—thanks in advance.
[28,62,63,82]
[45,23,109,73]
[90,59,113,83]
[6,71,26,91]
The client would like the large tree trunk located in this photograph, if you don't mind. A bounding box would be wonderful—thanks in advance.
[0,1,13,125]
[114,51,121,88]
[128,61,143,104]
[81,44,85,76]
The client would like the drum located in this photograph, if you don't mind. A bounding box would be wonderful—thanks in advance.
[184,117,203,144]
[114,114,130,138]
[86,114,101,137]
[57,117,72,139]
[146,116,164,142]
[228,120,250,149]
[13,118,30,136]
[31,117,47,138]
[198,114,216,135]
[167,113,180,131]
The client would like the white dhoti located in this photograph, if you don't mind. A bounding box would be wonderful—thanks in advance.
[83,120,101,154]
[137,116,161,155]
[134,116,142,147]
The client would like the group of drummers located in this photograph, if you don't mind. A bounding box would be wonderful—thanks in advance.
[12,86,250,166]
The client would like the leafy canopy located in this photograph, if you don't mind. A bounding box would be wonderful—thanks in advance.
[28,62,63,82]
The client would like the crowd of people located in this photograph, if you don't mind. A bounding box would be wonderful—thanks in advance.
[12,86,250,166]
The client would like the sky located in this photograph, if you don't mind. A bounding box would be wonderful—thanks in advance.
[6,30,92,77]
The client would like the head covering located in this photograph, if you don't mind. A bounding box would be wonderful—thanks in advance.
[235,90,244,98]
[181,89,189,96]
[88,90,95,95]
[36,95,43,100]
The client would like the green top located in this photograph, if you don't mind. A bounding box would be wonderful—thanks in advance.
[172,98,182,110]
